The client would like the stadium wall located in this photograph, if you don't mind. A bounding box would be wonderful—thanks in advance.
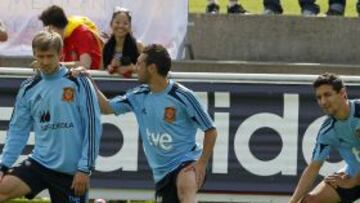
[187,14,360,65]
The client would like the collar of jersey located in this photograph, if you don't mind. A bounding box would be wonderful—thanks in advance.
[41,66,67,80]
[335,100,354,122]
[150,79,173,95]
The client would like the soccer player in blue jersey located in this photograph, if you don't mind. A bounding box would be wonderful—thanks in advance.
[290,73,360,203]
[95,44,218,203]
[0,31,102,203]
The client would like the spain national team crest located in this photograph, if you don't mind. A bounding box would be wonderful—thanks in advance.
[164,107,176,123]
[62,87,75,102]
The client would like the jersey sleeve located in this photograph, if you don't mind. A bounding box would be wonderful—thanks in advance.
[1,87,32,167]
[311,118,334,161]
[109,93,134,115]
[179,89,215,132]
[76,76,102,173]
[312,142,332,161]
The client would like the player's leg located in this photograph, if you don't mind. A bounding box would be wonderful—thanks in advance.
[49,189,89,203]
[0,159,47,202]
[155,169,180,203]
[39,164,89,203]
[48,176,89,203]
[0,175,31,202]
[301,181,340,203]
[155,161,197,203]
[176,167,197,203]
[332,184,360,203]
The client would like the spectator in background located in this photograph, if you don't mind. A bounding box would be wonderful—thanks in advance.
[206,0,220,14]
[102,7,144,78]
[327,0,346,15]
[326,0,346,15]
[326,0,360,16]
[0,20,8,42]
[227,0,248,14]
[39,5,103,70]
[263,0,320,16]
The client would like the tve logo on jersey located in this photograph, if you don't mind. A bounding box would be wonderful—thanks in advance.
[146,129,173,151]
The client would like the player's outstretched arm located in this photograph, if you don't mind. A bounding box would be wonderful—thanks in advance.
[197,128,217,187]
[94,85,113,114]
[70,67,113,114]
[289,161,322,203]
[198,128,217,166]
[0,86,32,170]
[74,76,103,195]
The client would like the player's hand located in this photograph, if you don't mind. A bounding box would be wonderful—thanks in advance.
[324,172,355,189]
[71,171,89,196]
[70,66,89,77]
[184,161,206,189]
[324,172,343,188]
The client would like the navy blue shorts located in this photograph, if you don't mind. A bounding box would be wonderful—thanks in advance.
[336,184,360,203]
[7,158,88,203]
[155,160,198,203]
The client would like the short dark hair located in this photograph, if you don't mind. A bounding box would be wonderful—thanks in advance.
[32,30,63,53]
[313,73,345,92]
[39,5,68,29]
[143,44,171,77]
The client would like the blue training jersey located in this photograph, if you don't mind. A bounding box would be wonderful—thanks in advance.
[312,100,360,177]
[0,66,102,175]
[109,79,215,182]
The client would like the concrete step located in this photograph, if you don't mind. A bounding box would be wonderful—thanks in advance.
[186,14,360,65]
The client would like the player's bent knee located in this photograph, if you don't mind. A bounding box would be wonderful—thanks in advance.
[0,176,31,202]
[0,193,12,202]
[177,183,187,199]
[302,194,321,203]
[177,182,196,202]
[177,169,197,202]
